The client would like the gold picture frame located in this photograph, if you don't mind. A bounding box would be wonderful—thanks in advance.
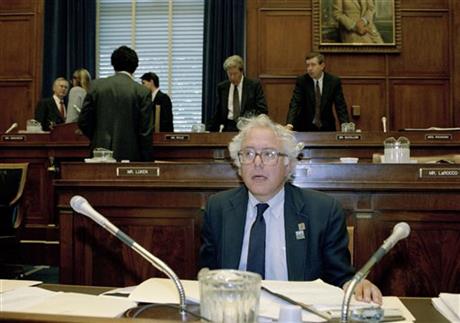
[313,0,401,53]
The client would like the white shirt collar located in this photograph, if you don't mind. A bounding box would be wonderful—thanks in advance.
[248,186,285,219]
[152,88,160,101]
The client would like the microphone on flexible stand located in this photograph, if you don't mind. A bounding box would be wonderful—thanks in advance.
[340,222,411,323]
[70,195,202,321]
[381,116,387,133]
[5,122,18,134]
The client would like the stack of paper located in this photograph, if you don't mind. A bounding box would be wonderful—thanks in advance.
[432,293,460,322]
[0,279,136,318]
[127,278,415,322]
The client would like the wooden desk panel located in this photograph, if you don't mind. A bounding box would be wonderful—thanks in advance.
[55,162,460,297]
[1,127,459,268]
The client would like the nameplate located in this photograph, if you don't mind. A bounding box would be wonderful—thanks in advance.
[165,134,190,141]
[425,134,452,140]
[1,135,26,141]
[116,167,160,177]
[419,168,460,179]
[336,134,361,141]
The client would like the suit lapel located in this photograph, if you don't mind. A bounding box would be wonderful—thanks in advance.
[222,83,231,118]
[320,73,331,110]
[284,184,308,280]
[240,78,248,114]
[306,77,316,105]
[221,187,249,269]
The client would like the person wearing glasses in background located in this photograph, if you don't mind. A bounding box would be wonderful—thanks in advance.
[66,68,91,123]
[199,114,382,304]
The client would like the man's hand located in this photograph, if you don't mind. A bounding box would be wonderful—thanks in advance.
[355,19,368,36]
[343,279,383,305]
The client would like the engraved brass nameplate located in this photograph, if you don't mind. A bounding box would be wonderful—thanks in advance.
[425,134,452,140]
[419,168,460,179]
[1,135,26,141]
[116,167,160,177]
[165,134,190,141]
[336,134,361,141]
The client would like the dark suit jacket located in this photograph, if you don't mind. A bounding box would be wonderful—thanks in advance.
[286,72,349,131]
[34,97,65,131]
[78,73,153,162]
[199,183,354,287]
[152,90,174,132]
[206,77,268,132]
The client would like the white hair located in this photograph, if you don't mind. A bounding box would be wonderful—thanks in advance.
[228,114,303,178]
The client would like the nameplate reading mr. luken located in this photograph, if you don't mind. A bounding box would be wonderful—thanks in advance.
[419,168,460,179]
[116,167,160,177]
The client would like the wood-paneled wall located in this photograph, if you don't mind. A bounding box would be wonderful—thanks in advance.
[0,0,459,132]
[247,0,459,131]
[0,0,43,133]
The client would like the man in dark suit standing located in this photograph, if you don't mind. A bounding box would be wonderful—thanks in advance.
[78,46,153,161]
[286,52,349,131]
[206,55,268,132]
[199,114,382,303]
[35,77,69,131]
[140,72,174,132]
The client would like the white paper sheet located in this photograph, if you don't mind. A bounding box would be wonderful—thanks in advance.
[0,287,56,312]
[1,287,136,318]
[440,293,460,319]
[128,278,200,304]
[432,294,460,323]
[0,279,42,293]
[127,278,415,322]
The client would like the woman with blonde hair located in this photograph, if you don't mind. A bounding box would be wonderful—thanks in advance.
[66,68,91,123]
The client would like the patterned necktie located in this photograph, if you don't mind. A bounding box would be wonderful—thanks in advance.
[246,203,269,278]
[59,100,66,119]
[313,81,322,128]
[233,86,240,121]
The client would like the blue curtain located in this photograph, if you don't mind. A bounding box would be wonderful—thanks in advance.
[201,0,245,124]
[41,0,96,98]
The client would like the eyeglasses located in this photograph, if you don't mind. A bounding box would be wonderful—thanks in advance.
[238,148,288,165]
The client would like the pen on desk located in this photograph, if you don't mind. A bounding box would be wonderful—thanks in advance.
[261,286,331,321]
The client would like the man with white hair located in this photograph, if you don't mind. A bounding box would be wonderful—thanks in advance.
[35,77,69,131]
[206,55,267,132]
[199,114,382,304]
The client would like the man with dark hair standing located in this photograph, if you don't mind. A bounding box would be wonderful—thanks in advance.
[286,52,349,132]
[35,77,69,131]
[140,72,174,132]
[206,55,268,132]
[79,46,153,161]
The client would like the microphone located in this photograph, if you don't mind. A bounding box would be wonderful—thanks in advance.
[381,116,387,133]
[70,195,198,320]
[218,124,224,133]
[5,122,18,134]
[340,222,410,323]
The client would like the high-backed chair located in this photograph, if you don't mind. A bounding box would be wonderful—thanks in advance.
[0,163,28,277]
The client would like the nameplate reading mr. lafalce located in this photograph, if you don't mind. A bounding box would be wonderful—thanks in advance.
[116,167,160,177]
[419,168,460,179]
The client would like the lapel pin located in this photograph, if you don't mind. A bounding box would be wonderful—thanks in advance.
[295,230,305,240]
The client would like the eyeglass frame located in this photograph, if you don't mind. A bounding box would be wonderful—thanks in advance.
[237,148,288,165]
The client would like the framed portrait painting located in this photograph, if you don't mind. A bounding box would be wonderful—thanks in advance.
[313,0,401,53]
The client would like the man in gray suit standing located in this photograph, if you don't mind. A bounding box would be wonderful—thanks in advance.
[79,46,153,161]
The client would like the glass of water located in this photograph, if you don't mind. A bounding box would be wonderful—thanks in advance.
[199,269,261,323]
